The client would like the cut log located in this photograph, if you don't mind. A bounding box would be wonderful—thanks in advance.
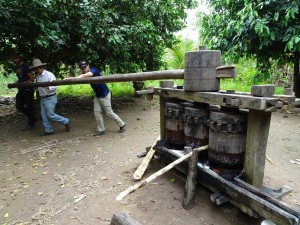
[7,70,184,88]
[110,212,141,225]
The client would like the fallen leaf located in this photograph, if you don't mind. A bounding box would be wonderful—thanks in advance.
[290,160,300,165]
[4,212,9,218]
[74,194,86,203]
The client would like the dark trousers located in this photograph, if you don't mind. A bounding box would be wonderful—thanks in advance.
[16,89,36,126]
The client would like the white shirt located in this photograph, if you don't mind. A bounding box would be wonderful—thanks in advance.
[36,69,57,97]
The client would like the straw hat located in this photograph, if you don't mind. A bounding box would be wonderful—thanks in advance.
[30,59,47,69]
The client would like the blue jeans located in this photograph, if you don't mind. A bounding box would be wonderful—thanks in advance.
[40,95,69,133]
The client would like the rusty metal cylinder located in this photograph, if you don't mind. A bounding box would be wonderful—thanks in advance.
[208,109,248,168]
[183,106,209,148]
[165,102,185,146]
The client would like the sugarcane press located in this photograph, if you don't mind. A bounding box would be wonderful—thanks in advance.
[150,48,300,225]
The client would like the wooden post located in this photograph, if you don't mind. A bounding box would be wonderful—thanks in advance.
[110,212,141,225]
[244,110,272,188]
[182,147,200,210]
[159,81,174,139]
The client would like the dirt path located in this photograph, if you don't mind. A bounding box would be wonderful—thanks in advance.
[0,96,299,225]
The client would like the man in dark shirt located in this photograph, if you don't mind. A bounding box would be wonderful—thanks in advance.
[71,60,126,136]
[12,55,37,131]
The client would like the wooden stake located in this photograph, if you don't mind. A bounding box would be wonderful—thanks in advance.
[116,145,208,201]
[133,137,160,180]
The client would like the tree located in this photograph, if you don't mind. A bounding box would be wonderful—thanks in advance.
[198,0,300,97]
[164,36,198,69]
[0,0,197,76]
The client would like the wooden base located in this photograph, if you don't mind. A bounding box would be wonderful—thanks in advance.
[153,143,300,225]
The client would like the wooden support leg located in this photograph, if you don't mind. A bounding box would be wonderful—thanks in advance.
[244,110,271,188]
[182,147,200,210]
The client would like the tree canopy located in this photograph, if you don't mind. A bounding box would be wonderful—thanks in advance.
[198,0,300,96]
[0,0,196,75]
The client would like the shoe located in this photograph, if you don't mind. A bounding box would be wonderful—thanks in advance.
[22,125,34,131]
[65,121,71,132]
[119,123,127,133]
[93,131,105,136]
[137,152,147,158]
[40,131,54,136]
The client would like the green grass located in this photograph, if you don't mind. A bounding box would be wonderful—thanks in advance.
[56,82,135,98]
[0,72,18,96]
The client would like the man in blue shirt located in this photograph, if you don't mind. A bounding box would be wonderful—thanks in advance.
[75,60,126,136]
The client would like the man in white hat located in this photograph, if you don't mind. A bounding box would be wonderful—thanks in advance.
[31,59,70,136]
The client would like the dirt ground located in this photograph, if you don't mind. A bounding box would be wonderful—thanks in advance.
[0,95,299,225]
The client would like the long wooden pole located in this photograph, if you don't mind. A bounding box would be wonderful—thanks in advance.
[8,69,184,88]
[116,145,208,201]
[133,137,160,180]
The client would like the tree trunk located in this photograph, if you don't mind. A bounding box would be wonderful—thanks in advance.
[293,55,300,98]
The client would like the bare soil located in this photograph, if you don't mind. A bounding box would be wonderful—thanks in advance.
[0,96,299,225]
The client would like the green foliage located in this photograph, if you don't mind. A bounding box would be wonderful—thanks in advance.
[0,0,197,76]
[57,82,135,98]
[164,37,198,69]
[198,0,300,84]
[0,66,17,95]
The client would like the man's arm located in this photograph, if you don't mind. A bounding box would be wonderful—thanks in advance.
[77,71,93,78]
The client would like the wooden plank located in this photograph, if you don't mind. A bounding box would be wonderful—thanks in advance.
[154,88,276,110]
[244,110,271,188]
[216,65,236,78]
[234,176,300,218]
[154,148,300,225]
[218,90,296,105]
